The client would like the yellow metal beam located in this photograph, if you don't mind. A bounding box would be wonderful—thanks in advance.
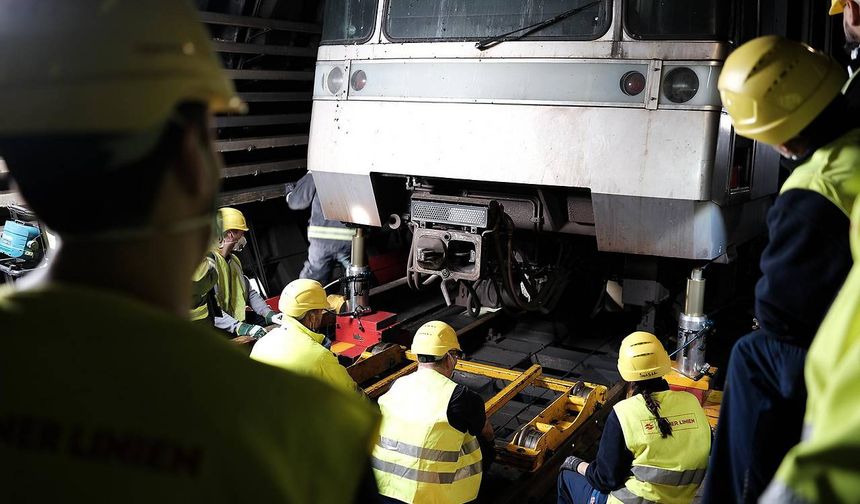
[485,364,542,417]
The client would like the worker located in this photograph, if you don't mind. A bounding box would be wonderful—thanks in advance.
[759,201,860,501]
[0,1,380,501]
[250,279,357,393]
[372,321,494,504]
[702,36,860,504]
[209,207,278,339]
[832,0,860,108]
[557,332,710,504]
[285,172,355,283]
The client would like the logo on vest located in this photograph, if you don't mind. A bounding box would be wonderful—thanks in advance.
[640,413,699,435]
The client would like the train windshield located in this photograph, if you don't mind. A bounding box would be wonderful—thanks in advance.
[625,0,732,40]
[384,0,611,42]
[322,0,378,44]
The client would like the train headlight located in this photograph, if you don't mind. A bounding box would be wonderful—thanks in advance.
[326,67,344,94]
[620,71,646,96]
[351,70,367,91]
[663,67,699,103]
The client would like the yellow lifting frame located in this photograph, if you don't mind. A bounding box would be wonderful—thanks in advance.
[350,346,608,472]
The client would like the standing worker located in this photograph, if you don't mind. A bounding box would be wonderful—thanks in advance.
[285,172,354,283]
[250,279,357,393]
[760,197,860,501]
[372,321,494,504]
[210,207,278,339]
[0,1,380,501]
[557,332,710,504]
[703,36,860,503]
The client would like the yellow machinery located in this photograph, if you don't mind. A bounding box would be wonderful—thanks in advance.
[347,344,608,472]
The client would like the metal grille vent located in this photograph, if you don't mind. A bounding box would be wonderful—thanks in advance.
[411,200,488,228]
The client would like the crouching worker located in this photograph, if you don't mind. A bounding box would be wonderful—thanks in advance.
[210,207,279,339]
[557,332,710,504]
[250,279,357,393]
[373,321,495,504]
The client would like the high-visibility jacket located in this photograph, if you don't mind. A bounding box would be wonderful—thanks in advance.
[250,316,357,393]
[208,248,246,322]
[372,368,483,504]
[0,282,380,502]
[609,390,710,504]
[761,200,860,503]
[190,257,217,321]
[780,128,860,217]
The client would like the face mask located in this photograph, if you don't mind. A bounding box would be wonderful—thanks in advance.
[234,235,247,252]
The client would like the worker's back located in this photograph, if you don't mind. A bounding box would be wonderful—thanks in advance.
[250,316,357,393]
[0,283,378,503]
[611,390,710,504]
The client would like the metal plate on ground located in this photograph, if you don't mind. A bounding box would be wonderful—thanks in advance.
[470,346,530,369]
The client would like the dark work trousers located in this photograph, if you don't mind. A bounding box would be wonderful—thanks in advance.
[299,239,352,284]
[702,330,808,504]
[557,470,609,504]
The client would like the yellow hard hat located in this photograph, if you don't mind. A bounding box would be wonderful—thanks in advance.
[718,35,846,146]
[327,294,347,314]
[219,208,249,233]
[0,0,245,136]
[617,332,671,382]
[279,279,330,318]
[411,321,461,358]
[831,0,845,15]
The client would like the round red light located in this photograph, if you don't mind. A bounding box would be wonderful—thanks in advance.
[351,70,367,91]
[621,71,646,96]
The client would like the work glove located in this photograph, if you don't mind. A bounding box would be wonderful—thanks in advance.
[264,310,279,325]
[237,323,267,340]
[284,182,296,195]
[560,455,586,474]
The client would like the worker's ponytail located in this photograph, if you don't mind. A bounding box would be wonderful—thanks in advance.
[631,379,673,438]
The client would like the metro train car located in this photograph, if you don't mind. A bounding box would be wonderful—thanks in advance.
[308,0,781,317]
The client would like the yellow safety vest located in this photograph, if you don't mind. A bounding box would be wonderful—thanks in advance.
[190,257,217,321]
[372,368,483,504]
[763,199,860,502]
[208,248,246,322]
[249,316,357,393]
[307,225,356,241]
[609,391,710,504]
[0,282,380,503]
[780,128,860,217]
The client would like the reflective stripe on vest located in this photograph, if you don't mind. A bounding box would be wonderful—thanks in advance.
[780,128,860,217]
[376,436,481,463]
[371,457,482,484]
[372,368,483,504]
[611,390,711,504]
[307,225,355,241]
[610,487,659,504]
[630,466,707,486]
[209,249,247,322]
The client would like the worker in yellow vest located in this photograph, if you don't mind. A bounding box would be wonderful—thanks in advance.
[703,36,860,503]
[558,332,710,504]
[250,279,357,393]
[0,1,380,501]
[372,321,494,504]
[209,207,279,338]
[759,204,860,501]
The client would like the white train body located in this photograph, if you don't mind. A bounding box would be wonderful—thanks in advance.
[309,0,777,261]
